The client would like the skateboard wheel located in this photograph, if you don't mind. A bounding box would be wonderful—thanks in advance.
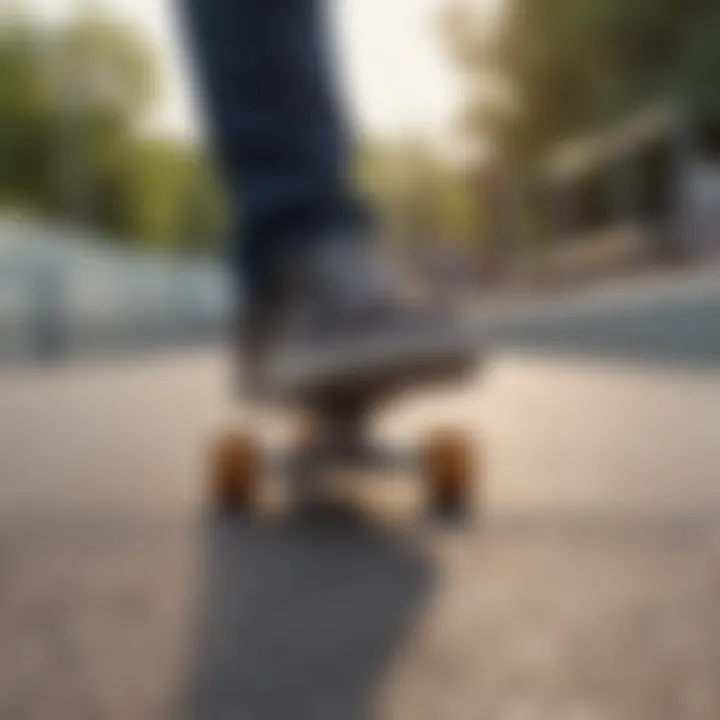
[209,431,261,514]
[423,430,474,516]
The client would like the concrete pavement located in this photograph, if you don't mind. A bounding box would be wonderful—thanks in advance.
[3,269,720,718]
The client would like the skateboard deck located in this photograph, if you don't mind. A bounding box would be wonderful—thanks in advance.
[264,316,481,405]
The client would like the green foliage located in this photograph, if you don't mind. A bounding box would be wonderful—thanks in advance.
[124,139,226,252]
[357,140,484,249]
[0,13,225,255]
[54,15,157,117]
[0,22,56,213]
[444,0,720,168]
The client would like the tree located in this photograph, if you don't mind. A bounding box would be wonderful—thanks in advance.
[0,21,56,213]
[358,139,484,251]
[124,139,226,253]
[0,12,226,254]
[48,14,159,226]
[443,0,720,169]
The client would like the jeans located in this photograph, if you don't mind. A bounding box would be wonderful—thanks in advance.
[181,0,370,299]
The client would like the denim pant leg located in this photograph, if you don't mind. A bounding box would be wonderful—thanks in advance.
[180,0,370,299]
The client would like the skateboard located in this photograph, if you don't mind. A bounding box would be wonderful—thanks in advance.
[208,333,481,518]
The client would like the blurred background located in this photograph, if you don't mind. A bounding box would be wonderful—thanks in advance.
[2,0,718,363]
[4,1,720,719]
[2,0,720,360]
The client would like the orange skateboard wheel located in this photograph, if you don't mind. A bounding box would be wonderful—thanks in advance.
[423,430,475,515]
[209,431,262,514]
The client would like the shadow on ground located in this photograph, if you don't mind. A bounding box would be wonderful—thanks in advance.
[183,507,435,720]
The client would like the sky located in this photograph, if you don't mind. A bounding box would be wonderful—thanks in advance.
[26,0,484,146]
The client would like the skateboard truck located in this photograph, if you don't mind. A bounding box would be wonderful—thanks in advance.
[209,391,477,519]
[208,336,481,519]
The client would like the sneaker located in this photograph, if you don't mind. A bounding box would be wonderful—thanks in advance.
[239,236,472,399]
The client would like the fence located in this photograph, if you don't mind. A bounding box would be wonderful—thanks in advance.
[0,218,232,364]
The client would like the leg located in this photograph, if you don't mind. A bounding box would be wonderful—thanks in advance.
[180,0,370,300]
[181,0,472,402]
